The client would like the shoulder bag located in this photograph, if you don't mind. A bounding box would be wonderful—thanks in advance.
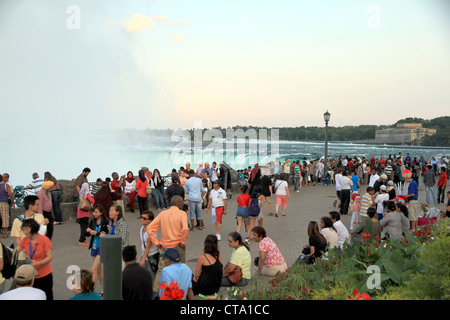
[225,262,243,285]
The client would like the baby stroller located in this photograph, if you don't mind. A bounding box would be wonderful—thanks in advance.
[13,185,26,207]
[322,171,332,186]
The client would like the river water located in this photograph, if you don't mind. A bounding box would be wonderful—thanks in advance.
[4,131,450,187]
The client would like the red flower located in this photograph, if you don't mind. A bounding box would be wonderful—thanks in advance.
[348,288,370,300]
[159,281,185,300]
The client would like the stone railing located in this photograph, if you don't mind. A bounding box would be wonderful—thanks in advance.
[10,169,265,222]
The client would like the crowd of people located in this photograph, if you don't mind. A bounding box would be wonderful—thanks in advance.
[0,152,449,300]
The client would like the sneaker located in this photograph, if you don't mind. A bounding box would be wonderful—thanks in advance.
[216,234,221,241]
[245,238,250,245]
[78,241,88,246]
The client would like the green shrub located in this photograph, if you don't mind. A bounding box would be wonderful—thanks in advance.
[224,219,449,300]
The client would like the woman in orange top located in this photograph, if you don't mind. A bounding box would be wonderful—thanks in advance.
[135,170,149,214]
[17,218,53,300]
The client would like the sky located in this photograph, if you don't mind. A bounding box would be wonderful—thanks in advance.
[1,0,449,132]
[0,0,449,184]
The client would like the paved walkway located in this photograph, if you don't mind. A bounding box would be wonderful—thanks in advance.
[0,182,440,300]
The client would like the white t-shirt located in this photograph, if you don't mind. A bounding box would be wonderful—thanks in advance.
[274,180,288,196]
[202,187,208,200]
[340,176,353,191]
[333,220,350,248]
[374,193,389,214]
[369,174,380,187]
[140,226,158,257]
[0,287,46,300]
[210,188,227,208]
[335,174,343,191]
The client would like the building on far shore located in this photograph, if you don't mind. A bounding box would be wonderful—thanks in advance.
[375,123,436,144]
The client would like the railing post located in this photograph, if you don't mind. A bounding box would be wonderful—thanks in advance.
[100,235,122,300]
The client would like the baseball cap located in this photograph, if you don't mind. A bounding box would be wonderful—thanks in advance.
[380,174,388,180]
[15,264,38,281]
[212,180,221,185]
[380,185,387,191]
[161,248,181,262]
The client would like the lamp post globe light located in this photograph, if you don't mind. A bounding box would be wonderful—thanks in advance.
[323,110,330,174]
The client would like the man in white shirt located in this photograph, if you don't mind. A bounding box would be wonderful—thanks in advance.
[334,167,344,208]
[0,265,46,300]
[206,180,227,240]
[369,168,380,188]
[340,171,354,215]
[329,211,350,248]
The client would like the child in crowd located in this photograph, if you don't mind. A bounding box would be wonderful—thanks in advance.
[349,194,362,231]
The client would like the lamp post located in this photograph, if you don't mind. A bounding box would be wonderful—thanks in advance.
[323,110,331,174]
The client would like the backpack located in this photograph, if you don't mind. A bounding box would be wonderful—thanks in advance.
[248,198,260,217]
[1,243,17,279]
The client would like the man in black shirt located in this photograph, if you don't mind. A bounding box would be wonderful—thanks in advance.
[260,173,273,215]
[122,245,154,300]
[164,176,185,204]
[373,174,388,193]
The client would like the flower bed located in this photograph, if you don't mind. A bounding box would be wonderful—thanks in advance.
[224,218,450,300]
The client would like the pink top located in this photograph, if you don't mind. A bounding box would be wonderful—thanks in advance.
[258,237,285,268]
[37,189,52,214]
[77,193,95,218]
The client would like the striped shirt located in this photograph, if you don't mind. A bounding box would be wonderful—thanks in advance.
[384,165,393,176]
[360,192,374,217]
[27,179,44,193]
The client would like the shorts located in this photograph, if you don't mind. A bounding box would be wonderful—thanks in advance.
[189,200,203,220]
[264,196,271,205]
[212,206,224,224]
[408,200,420,221]
[236,206,249,219]
[276,195,288,208]
[0,202,9,228]
[90,248,101,257]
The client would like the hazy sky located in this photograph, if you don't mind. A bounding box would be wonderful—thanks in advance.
[1,0,449,133]
[1,0,450,184]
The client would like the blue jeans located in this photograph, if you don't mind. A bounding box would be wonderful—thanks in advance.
[425,186,437,205]
[51,191,63,222]
[294,176,300,191]
[188,200,203,221]
[151,189,165,209]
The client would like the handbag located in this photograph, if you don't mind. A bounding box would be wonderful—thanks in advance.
[146,180,152,195]
[225,262,243,285]
[148,252,160,273]
[80,198,91,211]
[38,224,47,236]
